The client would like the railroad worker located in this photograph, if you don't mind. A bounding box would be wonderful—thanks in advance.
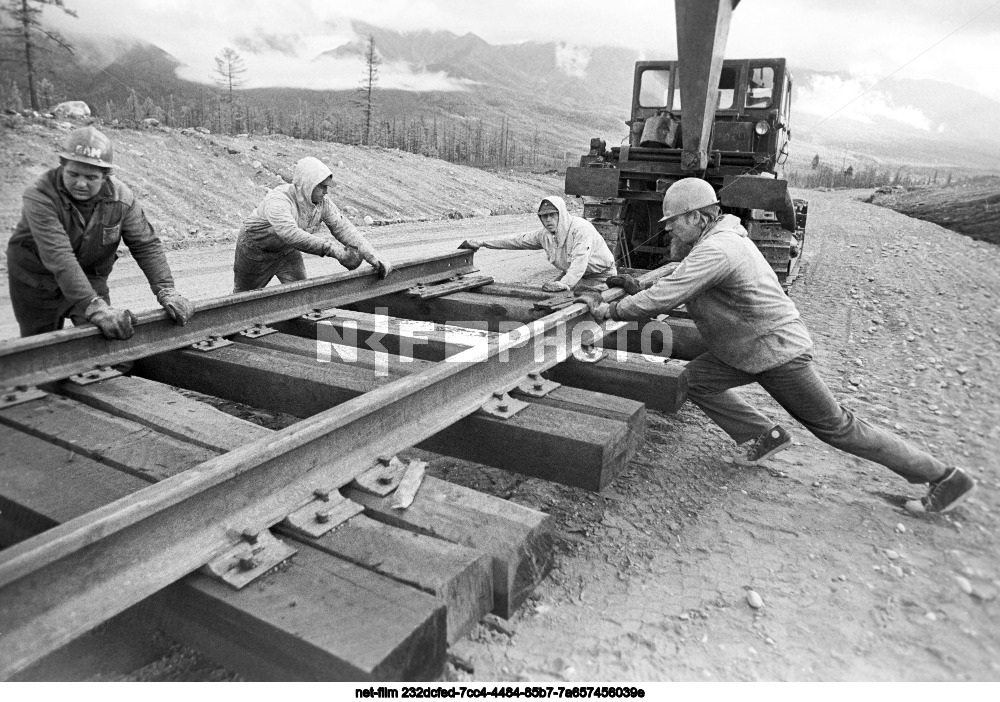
[233,156,392,292]
[458,196,617,292]
[7,126,194,340]
[577,177,976,516]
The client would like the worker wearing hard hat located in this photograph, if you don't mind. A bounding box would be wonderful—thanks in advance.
[6,126,194,339]
[578,177,975,516]
[458,196,617,292]
[233,156,392,292]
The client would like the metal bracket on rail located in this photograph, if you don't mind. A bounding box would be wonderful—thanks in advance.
[533,292,578,312]
[238,323,278,338]
[201,528,297,589]
[68,366,123,385]
[352,455,407,496]
[301,308,339,322]
[406,274,494,300]
[479,390,528,419]
[516,371,560,397]
[281,487,364,539]
[190,335,234,352]
[0,385,46,410]
[572,344,606,364]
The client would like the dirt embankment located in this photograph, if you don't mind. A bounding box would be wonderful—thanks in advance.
[866,177,1000,246]
[0,117,564,271]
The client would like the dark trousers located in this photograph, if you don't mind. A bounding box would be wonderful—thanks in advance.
[232,247,308,293]
[685,352,947,484]
[232,236,366,293]
[8,274,110,337]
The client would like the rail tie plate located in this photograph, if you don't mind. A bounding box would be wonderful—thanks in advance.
[201,529,297,589]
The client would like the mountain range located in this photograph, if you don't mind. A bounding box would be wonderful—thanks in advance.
[5,21,1000,175]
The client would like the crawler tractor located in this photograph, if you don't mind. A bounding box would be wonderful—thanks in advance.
[565,0,807,288]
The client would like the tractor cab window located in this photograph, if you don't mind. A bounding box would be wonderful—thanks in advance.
[745,66,775,108]
[663,67,737,111]
[638,69,672,108]
[717,66,738,109]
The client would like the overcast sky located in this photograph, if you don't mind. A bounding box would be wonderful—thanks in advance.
[44,0,1000,106]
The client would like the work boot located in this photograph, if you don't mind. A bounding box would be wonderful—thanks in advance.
[742,425,793,464]
[905,467,977,515]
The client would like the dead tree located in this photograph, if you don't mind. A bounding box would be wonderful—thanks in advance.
[0,0,76,112]
[355,34,381,146]
[213,47,246,133]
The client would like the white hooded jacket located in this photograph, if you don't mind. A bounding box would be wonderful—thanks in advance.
[239,156,377,262]
[478,196,616,288]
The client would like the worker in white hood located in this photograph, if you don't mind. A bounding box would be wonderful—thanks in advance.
[233,156,392,291]
[459,196,616,292]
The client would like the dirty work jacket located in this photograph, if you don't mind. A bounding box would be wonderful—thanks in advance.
[477,196,616,288]
[615,214,812,373]
[7,166,174,317]
[238,157,377,264]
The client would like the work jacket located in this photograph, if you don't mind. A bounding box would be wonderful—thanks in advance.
[477,196,616,288]
[7,166,174,317]
[238,157,377,263]
[615,214,812,373]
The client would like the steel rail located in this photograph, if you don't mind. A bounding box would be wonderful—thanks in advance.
[0,292,625,678]
[0,251,476,389]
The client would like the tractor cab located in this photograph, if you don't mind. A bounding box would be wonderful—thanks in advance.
[628,58,793,172]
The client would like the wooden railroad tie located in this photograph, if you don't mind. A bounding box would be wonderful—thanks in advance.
[0,376,557,679]
[349,284,708,360]
[132,332,644,492]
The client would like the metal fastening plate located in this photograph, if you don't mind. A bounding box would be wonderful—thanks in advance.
[352,455,407,496]
[282,490,364,539]
[533,292,577,312]
[479,391,528,419]
[200,528,297,589]
[238,324,278,338]
[190,336,234,352]
[406,275,494,300]
[301,308,338,322]
[67,366,123,385]
[517,372,561,398]
[572,346,606,364]
[0,386,46,410]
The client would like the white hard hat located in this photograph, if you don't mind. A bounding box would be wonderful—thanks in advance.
[61,126,114,169]
[659,178,718,222]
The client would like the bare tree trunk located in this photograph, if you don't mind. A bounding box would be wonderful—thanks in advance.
[20,0,38,112]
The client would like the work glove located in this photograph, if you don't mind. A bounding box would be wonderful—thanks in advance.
[156,288,195,326]
[575,291,611,321]
[85,297,138,340]
[458,240,482,251]
[542,280,570,293]
[606,274,642,296]
[372,259,393,280]
[330,243,365,270]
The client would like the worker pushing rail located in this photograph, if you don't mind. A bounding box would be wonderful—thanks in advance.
[6,126,195,340]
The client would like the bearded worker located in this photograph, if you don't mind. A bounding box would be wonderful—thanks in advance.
[577,177,975,516]
[7,126,194,339]
[458,196,617,292]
